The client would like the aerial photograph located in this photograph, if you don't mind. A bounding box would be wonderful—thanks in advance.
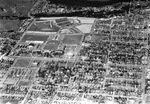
[0,0,150,104]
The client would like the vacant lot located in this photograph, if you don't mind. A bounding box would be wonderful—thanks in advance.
[21,34,49,43]
[13,58,31,68]
[62,34,83,45]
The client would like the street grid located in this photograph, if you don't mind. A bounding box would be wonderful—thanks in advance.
[1,1,150,104]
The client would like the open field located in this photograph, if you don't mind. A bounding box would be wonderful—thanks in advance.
[18,80,31,86]
[44,45,59,51]
[57,21,72,27]
[59,28,73,34]
[0,0,35,32]
[0,0,37,16]
[69,27,81,33]
[0,19,20,31]
[76,24,93,33]
[43,40,60,51]
[28,21,60,32]
[21,34,49,43]
[13,58,31,68]
[77,17,96,24]
[62,34,83,45]
[47,40,60,45]
[0,99,21,104]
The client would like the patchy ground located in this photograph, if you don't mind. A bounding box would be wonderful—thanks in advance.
[0,0,37,16]
[0,19,20,31]
[0,0,37,32]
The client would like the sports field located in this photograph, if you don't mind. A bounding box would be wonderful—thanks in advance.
[21,34,49,43]
[62,34,83,45]
[43,40,60,51]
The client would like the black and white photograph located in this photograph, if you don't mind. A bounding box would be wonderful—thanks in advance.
[0,0,150,104]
